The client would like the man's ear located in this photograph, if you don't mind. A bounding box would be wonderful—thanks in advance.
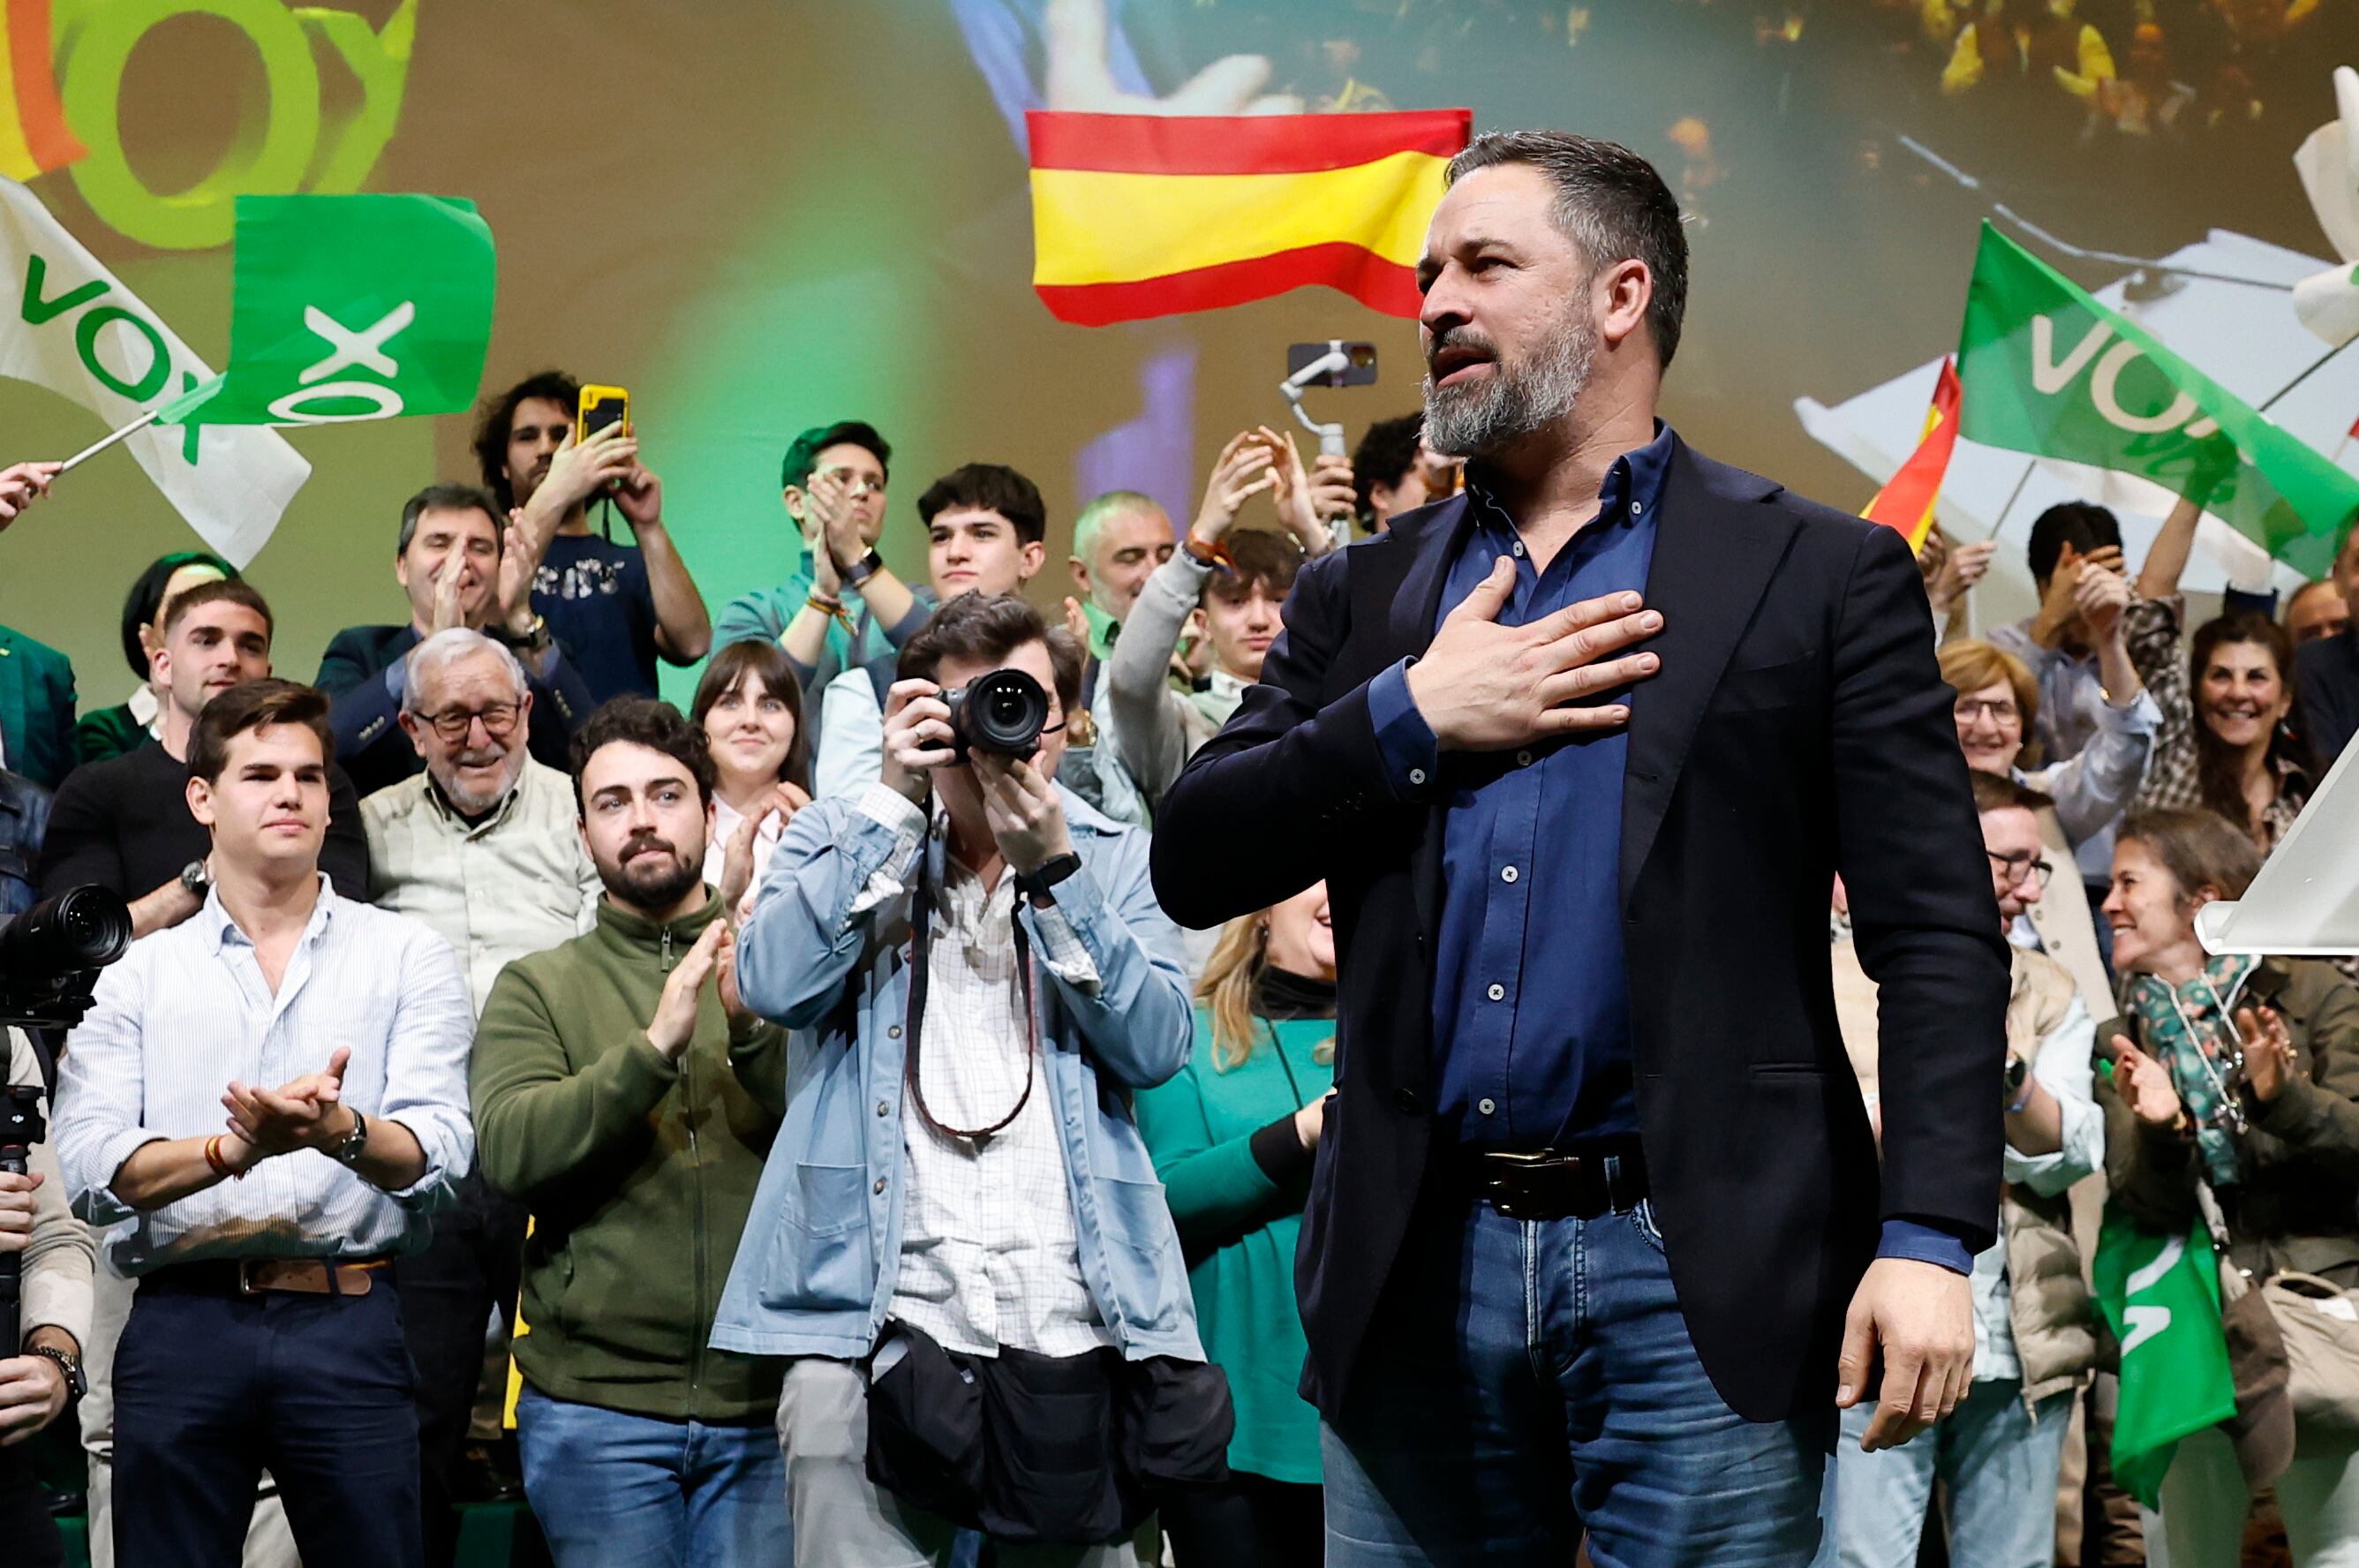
[186,773,215,830]
[1068,557,1092,598]
[1020,540,1047,581]
[396,708,430,762]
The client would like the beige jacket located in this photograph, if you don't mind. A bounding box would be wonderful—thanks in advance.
[2001,951,2099,1406]
[8,1028,92,1351]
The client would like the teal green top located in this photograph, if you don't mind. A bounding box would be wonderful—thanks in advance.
[1134,1006,1334,1485]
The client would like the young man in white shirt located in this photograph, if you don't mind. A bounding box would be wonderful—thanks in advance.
[55,679,474,1568]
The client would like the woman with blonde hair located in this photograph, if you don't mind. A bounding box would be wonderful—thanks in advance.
[1135,881,1338,1566]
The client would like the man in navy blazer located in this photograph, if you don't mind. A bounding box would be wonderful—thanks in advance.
[1152,132,2009,1566]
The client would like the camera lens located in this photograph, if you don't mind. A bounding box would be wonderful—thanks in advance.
[953,668,1051,758]
[0,886,133,976]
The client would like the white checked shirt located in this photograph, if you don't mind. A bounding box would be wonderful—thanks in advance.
[856,784,1116,1359]
[363,758,601,1013]
[54,878,476,1276]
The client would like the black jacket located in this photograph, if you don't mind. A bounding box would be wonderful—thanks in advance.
[1151,438,2010,1423]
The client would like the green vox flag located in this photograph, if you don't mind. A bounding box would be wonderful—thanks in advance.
[158,194,494,427]
[2091,1207,2239,1509]
[1956,220,2359,580]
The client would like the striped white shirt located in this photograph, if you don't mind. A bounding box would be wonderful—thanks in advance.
[858,785,1114,1359]
[54,878,475,1276]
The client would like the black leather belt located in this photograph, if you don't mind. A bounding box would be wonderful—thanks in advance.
[1444,1144,1650,1222]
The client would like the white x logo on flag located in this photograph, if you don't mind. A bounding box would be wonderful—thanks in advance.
[298,301,415,386]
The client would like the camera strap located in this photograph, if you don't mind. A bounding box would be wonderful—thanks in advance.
[903,848,1037,1146]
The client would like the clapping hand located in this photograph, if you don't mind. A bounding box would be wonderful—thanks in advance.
[1190,431,1277,547]
[718,783,810,919]
[2236,1006,2296,1104]
[2114,1042,2185,1127]
[1264,427,1355,554]
[647,922,727,1061]
[222,1047,351,1159]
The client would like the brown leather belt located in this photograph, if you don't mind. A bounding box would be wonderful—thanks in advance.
[140,1256,393,1299]
[1443,1144,1650,1222]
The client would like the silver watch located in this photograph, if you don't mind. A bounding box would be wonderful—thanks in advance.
[179,859,210,901]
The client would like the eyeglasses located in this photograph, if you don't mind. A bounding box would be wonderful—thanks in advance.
[418,702,521,743]
[816,466,884,498]
[1955,698,2021,725]
[1986,849,2055,889]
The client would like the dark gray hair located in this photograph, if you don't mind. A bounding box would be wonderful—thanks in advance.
[1446,131,1689,370]
[396,482,505,557]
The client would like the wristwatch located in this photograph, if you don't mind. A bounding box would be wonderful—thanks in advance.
[331,1108,371,1169]
[2004,1056,2034,1113]
[840,549,886,590]
[25,1343,84,1401]
[500,614,553,655]
[178,859,210,902]
[1014,853,1083,908]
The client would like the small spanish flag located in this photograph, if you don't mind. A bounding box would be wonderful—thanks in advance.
[0,0,83,182]
[1863,358,1963,554]
[1027,108,1472,327]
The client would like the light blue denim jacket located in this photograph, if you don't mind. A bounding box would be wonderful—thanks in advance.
[711,781,1204,1363]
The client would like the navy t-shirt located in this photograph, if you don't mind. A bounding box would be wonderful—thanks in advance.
[535,532,659,704]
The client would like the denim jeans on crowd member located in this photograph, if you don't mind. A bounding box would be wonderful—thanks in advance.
[112,1282,424,1568]
[514,1383,791,1568]
[1321,1188,1833,1568]
[1818,1380,2070,1568]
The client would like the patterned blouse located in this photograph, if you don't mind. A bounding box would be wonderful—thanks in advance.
[2123,594,2310,848]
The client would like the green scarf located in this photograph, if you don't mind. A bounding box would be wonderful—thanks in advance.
[2123,954,2259,1187]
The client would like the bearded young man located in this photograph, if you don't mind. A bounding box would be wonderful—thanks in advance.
[471,697,791,1567]
[1152,131,2009,1566]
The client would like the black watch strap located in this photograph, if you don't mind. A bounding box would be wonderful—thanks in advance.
[841,549,886,589]
[1014,852,1083,908]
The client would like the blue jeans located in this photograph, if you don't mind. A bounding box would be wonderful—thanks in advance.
[1322,1192,1832,1567]
[1819,1380,2069,1568]
[516,1384,791,1568]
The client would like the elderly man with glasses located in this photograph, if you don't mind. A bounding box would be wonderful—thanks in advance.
[360,626,601,1568]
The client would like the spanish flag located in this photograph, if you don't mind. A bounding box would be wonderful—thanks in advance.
[1862,358,1963,554]
[1027,108,1472,327]
[0,0,83,182]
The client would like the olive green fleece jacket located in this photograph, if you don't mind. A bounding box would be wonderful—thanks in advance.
[473,893,788,1424]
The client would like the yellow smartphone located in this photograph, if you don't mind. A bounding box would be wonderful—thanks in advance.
[577,383,630,442]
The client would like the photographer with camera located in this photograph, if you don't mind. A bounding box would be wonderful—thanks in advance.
[713,592,1210,1568]
[0,1028,93,1568]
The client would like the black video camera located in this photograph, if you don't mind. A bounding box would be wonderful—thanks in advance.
[0,885,132,1032]
[941,668,1052,763]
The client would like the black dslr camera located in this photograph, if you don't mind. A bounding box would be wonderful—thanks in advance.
[0,885,132,1032]
[941,669,1052,763]
[0,884,129,1355]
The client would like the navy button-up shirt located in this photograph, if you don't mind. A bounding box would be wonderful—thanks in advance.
[1368,426,1669,1150]
[1365,422,1971,1272]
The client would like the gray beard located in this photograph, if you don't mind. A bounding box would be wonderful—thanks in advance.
[1421,309,1598,459]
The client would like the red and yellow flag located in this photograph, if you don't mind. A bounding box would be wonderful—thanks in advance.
[1863,358,1963,554]
[0,0,83,181]
[1027,108,1472,327]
